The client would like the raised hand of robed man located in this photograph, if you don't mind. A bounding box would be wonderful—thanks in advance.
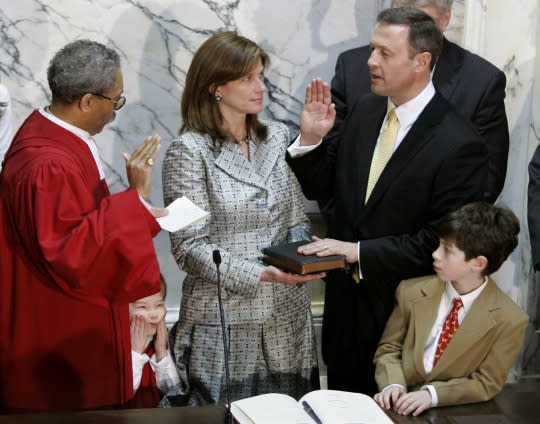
[123,134,168,218]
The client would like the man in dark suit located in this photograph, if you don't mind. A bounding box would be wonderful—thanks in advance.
[288,7,487,395]
[329,0,508,203]
[527,144,540,271]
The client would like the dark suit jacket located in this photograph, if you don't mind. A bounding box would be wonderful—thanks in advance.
[288,91,488,387]
[375,275,528,407]
[329,38,508,202]
[527,143,540,270]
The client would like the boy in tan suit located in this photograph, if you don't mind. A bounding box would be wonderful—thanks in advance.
[374,202,528,416]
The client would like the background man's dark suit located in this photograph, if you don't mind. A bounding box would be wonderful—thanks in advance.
[329,38,508,202]
[288,91,488,395]
[528,144,540,271]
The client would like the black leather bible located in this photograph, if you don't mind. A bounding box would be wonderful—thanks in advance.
[263,241,346,275]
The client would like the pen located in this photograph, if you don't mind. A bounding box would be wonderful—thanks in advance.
[302,400,323,424]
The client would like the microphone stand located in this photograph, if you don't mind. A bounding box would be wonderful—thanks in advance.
[213,250,232,424]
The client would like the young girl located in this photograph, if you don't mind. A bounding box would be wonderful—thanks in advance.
[126,277,179,408]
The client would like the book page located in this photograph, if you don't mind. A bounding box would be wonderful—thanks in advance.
[300,390,393,424]
[156,196,209,232]
[231,393,313,424]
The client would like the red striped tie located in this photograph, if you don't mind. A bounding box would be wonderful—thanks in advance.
[433,298,464,366]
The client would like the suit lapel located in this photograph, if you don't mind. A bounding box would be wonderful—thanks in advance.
[432,38,462,101]
[214,135,280,190]
[412,277,444,378]
[250,131,282,184]
[363,92,449,212]
[430,278,500,377]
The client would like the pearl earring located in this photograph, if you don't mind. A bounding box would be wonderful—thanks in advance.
[215,95,222,102]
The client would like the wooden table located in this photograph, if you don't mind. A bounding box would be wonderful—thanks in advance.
[1,378,538,423]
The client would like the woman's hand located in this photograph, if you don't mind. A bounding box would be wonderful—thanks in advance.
[260,265,325,285]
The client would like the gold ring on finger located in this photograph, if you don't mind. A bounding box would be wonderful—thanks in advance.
[147,158,154,166]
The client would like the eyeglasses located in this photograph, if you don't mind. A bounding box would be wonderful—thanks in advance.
[90,93,126,110]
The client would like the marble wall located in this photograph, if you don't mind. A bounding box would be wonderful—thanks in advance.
[1,0,538,376]
[466,0,539,377]
[0,0,382,324]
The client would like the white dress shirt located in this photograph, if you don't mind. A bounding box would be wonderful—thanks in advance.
[287,82,436,278]
[132,338,180,394]
[38,107,106,180]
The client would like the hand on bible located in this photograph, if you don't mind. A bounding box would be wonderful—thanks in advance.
[297,236,358,263]
[154,318,168,362]
[299,78,336,146]
[261,265,326,285]
[393,389,432,416]
[123,134,162,200]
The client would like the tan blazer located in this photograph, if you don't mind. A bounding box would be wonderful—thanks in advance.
[374,275,528,407]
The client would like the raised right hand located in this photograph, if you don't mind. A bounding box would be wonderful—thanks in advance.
[299,78,336,146]
[260,265,325,285]
[123,134,162,200]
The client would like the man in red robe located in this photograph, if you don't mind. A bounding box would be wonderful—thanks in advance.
[0,40,167,412]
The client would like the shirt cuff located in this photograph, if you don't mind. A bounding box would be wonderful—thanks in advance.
[150,350,181,393]
[421,384,438,407]
[287,134,323,157]
[357,241,363,279]
[139,196,153,210]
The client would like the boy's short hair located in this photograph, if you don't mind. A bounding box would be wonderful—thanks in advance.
[437,202,520,275]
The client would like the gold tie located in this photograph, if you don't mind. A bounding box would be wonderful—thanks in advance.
[365,108,398,202]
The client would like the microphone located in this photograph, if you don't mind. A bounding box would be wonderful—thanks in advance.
[213,249,232,424]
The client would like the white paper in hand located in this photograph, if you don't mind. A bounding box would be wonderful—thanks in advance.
[157,196,209,232]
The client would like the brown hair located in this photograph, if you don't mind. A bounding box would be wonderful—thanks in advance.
[377,7,442,70]
[180,31,269,144]
[437,202,520,276]
[159,274,167,299]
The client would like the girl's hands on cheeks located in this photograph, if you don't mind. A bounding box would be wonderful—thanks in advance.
[154,319,169,362]
[130,315,147,354]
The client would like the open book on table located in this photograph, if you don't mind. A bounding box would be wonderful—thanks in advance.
[230,390,394,424]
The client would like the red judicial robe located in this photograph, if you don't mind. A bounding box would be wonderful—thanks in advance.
[0,110,161,412]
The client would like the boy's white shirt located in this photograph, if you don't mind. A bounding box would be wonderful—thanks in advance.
[132,337,180,394]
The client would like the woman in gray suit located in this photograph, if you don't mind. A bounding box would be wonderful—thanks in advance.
[161,32,331,406]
